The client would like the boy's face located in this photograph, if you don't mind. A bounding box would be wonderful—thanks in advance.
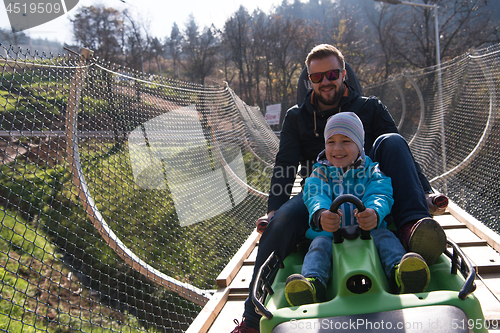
[325,134,359,168]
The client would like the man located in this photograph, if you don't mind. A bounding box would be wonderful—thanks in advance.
[231,44,446,333]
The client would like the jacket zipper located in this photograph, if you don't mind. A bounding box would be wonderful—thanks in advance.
[338,173,345,227]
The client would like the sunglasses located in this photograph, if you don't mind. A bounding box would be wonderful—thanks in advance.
[309,69,342,83]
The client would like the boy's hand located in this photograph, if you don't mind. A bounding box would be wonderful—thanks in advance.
[354,208,377,231]
[320,210,342,232]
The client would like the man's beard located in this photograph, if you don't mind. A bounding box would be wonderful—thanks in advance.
[316,83,345,107]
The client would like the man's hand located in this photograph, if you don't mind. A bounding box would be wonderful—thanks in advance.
[426,193,447,215]
[256,211,276,234]
[354,208,377,231]
[320,210,342,232]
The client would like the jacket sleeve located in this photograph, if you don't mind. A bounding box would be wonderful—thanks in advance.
[361,163,394,228]
[268,108,301,212]
[370,97,399,138]
[303,165,333,231]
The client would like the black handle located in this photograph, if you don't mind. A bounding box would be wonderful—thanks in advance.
[251,251,282,319]
[445,239,476,300]
[329,194,370,243]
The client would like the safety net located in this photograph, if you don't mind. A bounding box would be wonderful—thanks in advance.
[363,44,499,231]
[0,42,499,332]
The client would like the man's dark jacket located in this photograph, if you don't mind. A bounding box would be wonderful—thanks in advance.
[268,85,429,213]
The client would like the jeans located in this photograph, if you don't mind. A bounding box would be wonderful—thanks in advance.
[243,134,430,329]
[300,236,332,287]
[302,229,406,286]
[369,133,431,230]
[243,193,310,329]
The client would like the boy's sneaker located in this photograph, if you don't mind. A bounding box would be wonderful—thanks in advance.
[231,319,259,333]
[285,274,324,306]
[408,217,447,265]
[395,252,430,294]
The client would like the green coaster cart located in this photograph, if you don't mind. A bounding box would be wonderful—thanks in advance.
[252,195,487,333]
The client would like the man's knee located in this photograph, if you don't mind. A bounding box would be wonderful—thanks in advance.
[371,133,408,159]
[265,210,305,238]
[273,198,308,225]
[374,133,406,149]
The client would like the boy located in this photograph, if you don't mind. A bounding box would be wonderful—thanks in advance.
[285,112,430,306]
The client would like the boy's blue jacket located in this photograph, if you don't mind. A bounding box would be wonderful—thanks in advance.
[303,152,394,240]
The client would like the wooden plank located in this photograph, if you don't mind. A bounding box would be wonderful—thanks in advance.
[479,272,500,300]
[186,287,230,333]
[189,234,259,333]
[216,231,261,288]
[206,300,246,333]
[473,278,500,321]
[434,213,468,229]
[244,246,258,265]
[478,273,500,303]
[227,288,250,301]
[461,246,500,274]
[474,275,500,332]
[448,201,500,253]
[226,265,254,290]
[445,228,488,247]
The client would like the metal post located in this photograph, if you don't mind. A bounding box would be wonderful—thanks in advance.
[434,5,447,194]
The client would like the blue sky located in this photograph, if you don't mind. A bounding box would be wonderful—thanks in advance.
[1,0,280,44]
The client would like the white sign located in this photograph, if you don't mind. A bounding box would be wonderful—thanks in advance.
[265,103,281,125]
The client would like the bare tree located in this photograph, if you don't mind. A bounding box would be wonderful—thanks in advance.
[366,3,400,81]
[181,15,220,84]
[0,28,31,47]
[252,10,274,105]
[438,0,498,60]
[150,37,164,74]
[167,23,182,78]
[249,9,271,108]
[224,6,254,103]
[217,31,236,85]
[71,5,124,63]
[123,10,152,72]
[371,0,498,76]
[266,15,306,103]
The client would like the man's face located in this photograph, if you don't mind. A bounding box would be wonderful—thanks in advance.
[308,55,345,111]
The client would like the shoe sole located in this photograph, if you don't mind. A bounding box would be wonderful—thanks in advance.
[285,278,316,306]
[398,255,430,293]
[409,218,447,265]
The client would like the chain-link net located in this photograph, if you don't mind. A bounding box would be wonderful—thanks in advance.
[0,45,277,332]
[364,43,500,233]
[1,42,499,332]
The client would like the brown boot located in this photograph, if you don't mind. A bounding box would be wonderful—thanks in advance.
[408,218,446,265]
